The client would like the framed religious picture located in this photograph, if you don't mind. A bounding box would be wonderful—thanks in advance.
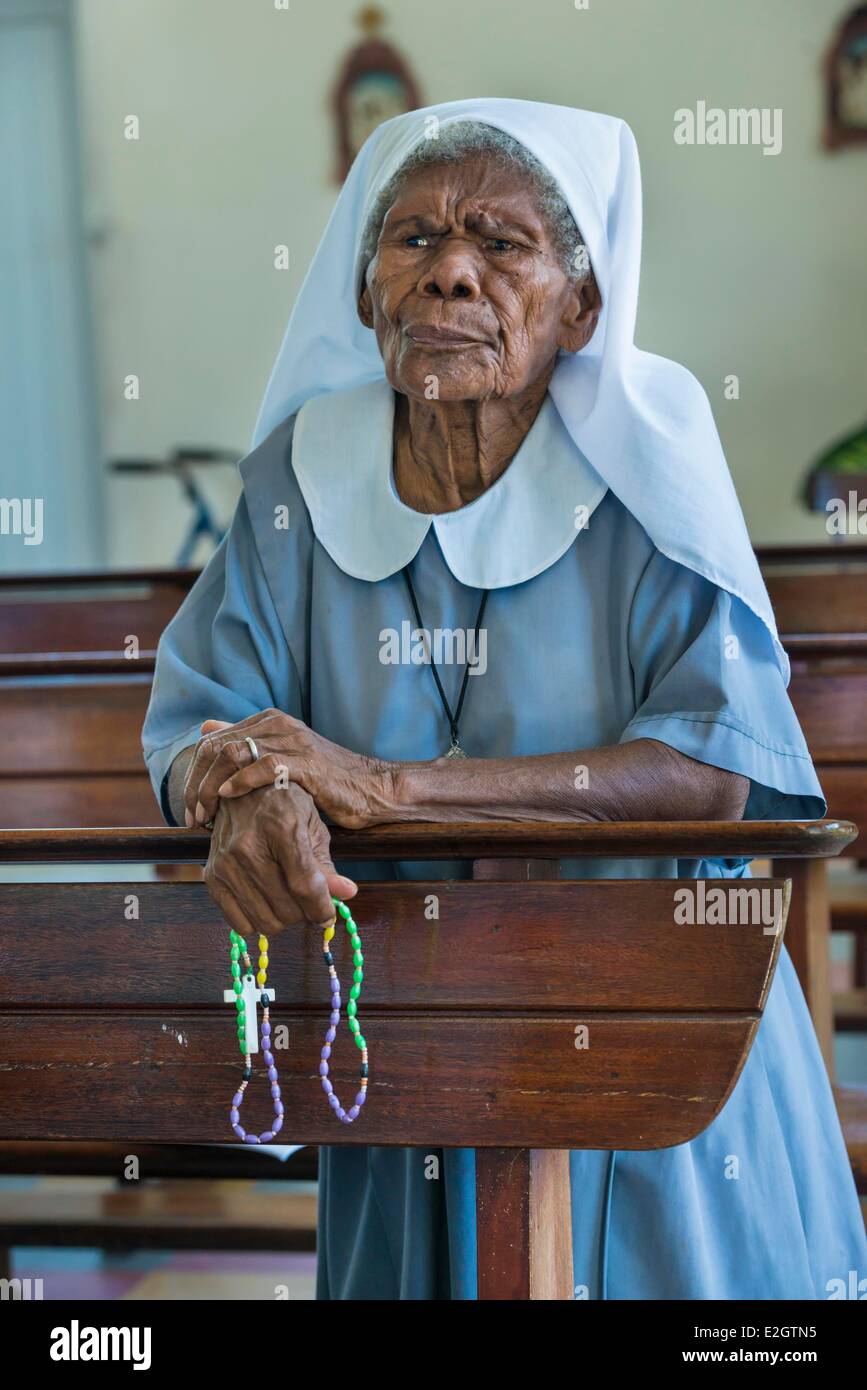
[823,4,867,149]
[332,6,422,182]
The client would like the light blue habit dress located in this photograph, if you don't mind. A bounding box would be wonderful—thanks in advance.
[143,381,867,1301]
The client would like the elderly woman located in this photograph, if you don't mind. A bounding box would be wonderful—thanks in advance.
[143,99,865,1299]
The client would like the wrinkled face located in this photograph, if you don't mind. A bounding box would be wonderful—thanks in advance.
[358,153,601,402]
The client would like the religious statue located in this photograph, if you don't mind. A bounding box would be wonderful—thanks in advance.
[332,6,422,182]
[824,4,867,149]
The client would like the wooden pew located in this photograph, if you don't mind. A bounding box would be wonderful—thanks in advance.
[758,545,867,1043]
[758,541,867,633]
[0,1184,317,1278]
[0,819,855,1296]
[0,569,196,828]
[0,569,319,1243]
[757,545,867,1199]
[0,1142,317,1183]
[0,568,197,670]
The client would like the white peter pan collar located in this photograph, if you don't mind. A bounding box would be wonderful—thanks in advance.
[291,378,608,589]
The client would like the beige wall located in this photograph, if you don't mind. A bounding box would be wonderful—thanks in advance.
[74,0,867,563]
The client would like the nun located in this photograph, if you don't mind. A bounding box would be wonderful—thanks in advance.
[143,99,866,1299]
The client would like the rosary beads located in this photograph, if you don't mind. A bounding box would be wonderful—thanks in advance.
[227,930,283,1144]
[225,897,368,1142]
[320,898,369,1124]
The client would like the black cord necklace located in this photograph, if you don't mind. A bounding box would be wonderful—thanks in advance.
[402,568,489,758]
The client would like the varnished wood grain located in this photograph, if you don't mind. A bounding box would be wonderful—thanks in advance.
[0,680,152,776]
[785,636,867,658]
[0,1010,758,1149]
[526,1148,573,1300]
[758,555,867,1096]
[765,570,867,637]
[0,879,786,1012]
[774,858,834,1075]
[813,768,867,844]
[0,654,157,676]
[476,1150,528,1298]
[0,777,160,829]
[472,860,573,1299]
[0,567,192,826]
[757,543,867,565]
[0,570,195,660]
[476,1151,533,1299]
[788,670,867,762]
[0,829,797,1296]
[0,819,855,863]
[0,567,198,587]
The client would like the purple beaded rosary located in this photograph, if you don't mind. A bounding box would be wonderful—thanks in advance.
[226,897,368,1143]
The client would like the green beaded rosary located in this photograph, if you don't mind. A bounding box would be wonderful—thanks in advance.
[320,899,369,1123]
[226,897,368,1143]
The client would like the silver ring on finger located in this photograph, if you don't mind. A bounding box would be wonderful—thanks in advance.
[244,735,260,762]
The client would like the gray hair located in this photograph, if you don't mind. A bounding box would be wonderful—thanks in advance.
[359,120,589,282]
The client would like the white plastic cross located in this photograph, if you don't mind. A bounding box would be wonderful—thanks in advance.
[222,974,275,1054]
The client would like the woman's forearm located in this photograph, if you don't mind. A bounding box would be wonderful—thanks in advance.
[167,746,197,826]
[386,738,748,825]
[178,714,750,833]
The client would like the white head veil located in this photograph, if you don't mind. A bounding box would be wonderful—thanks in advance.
[253,98,787,678]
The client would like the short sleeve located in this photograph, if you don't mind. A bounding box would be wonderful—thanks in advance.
[142,494,303,824]
[618,549,825,820]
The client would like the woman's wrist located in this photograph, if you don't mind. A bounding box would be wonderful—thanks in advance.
[368,758,422,823]
[167,746,197,827]
[377,756,509,824]
[368,757,442,823]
